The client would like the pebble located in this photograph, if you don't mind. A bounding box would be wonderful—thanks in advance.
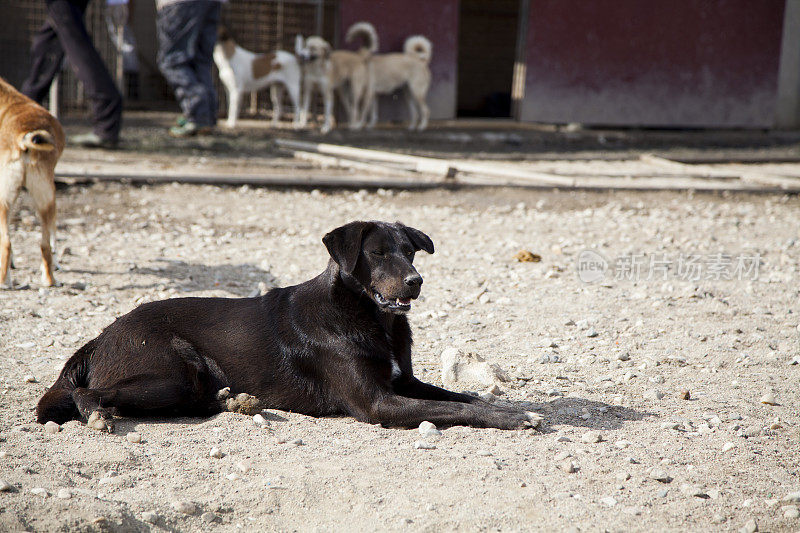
[235,460,251,473]
[678,390,691,400]
[476,450,492,457]
[783,492,800,503]
[171,500,199,515]
[656,489,669,498]
[126,432,141,444]
[141,511,159,524]
[289,438,304,446]
[30,487,48,497]
[616,352,631,361]
[581,431,602,444]
[556,436,572,443]
[56,489,72,499]
[418,421,441,438]
[760,393,778,405]
[560,460,579,473]
[0,451,7,458]
[226,473,240,481]
[739,518,758,533]
[43,421,61,434]
[722,442,735,453]
[546,389,563,397]
[648,468,672,483]
[209,447,224,459]
[201,512,218,523]
[616,472,631,482]
[24,375,37,383]
[711,513,726,524]
[586,328,598,338]
[680,484,708,498]
[600,496,617,507]
[614,440,631,449]
[0,479,13,492]
[253,414,269,428]
[414,440,436,450]
[789,356,800,365]
[783,506,800,519]
[644,389,664,401]
[660,422,680,430]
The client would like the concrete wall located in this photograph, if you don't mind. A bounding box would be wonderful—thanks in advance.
[339,0,459,120]
[520,0,786,127]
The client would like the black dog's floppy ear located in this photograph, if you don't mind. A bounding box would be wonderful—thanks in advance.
[323,221,374,274]
[398,223,434,254]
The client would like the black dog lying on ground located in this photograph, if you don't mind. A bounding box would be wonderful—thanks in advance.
[37,221,540,431]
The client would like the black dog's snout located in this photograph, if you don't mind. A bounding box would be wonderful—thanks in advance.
[404,274,423,288]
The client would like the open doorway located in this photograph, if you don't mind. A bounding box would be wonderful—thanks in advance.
[457,0,521,118]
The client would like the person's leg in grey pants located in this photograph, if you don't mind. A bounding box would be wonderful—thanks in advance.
[157,0,220,129]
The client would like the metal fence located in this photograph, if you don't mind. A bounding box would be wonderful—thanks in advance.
[0,0,338,118]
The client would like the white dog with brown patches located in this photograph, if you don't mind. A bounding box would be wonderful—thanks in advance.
[213,28,302,129]
[0,76,64,288]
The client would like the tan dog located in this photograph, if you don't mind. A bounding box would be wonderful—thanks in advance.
[0,77,64,288]
[348,22,432,131]
[296,30,374,134]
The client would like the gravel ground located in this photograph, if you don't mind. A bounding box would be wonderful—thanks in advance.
[1,175,799,531]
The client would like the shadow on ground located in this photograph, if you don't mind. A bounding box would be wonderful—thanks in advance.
[516,396,656,433]
[121,259,278,297]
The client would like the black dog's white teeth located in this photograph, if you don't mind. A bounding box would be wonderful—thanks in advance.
[396,298,412,306]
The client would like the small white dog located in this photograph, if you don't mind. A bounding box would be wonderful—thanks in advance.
[296,29,374,134]
[213,27,302,128]
[346,22,432,131]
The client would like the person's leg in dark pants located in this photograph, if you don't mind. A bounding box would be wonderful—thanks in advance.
[195,2,221,127]
[157,0,220,133]
[23,0,122,144]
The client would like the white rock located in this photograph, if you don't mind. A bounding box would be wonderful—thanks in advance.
[209,447,223,459]
[235,460,251,473]
[648,468,672,483]
[783,506,799,519]
[0,479,12,492]
[201,512,218,523]
[43,421,61,434]
[760,393,778,405]
[739,518,758,533]
[616,352,631,361]
[616,472,631,482]
[226,473,240,481]
[586,328,598,338]
[783,492,800,503]
[614,440,632,449]
[680,484,708,498]
[440,348,510,389]
[722,442,735,453]
[253,414,269,428]
[414,440,436,450]
[645,389,664,401]
[560,460,578,473]
[56,489,72,499]
[141,511,159,524]
[581,431,602,444]
[126,432,141,444]
[418,421,441,437]
[546,389,563,397]
[289,438,304,446]
[171,501,198,515]
[24,375,37,383]
[600,496,617,507]
[30,487,48,497]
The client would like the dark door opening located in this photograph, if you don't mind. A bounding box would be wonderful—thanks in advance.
[457,0,520,118]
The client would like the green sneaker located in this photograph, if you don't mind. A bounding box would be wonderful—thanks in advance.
[69,132,119,149]
[168,122,213,138]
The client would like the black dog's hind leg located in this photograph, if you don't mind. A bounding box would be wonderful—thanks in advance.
[73,338,228,432]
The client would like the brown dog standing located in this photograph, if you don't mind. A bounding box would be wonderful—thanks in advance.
[0,76,64,288]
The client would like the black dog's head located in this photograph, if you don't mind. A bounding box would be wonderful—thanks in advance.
[323,221,434,314]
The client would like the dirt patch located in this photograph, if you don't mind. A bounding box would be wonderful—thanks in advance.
[0,180,798,531]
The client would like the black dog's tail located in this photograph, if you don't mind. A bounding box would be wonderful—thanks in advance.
[36,339,95,424]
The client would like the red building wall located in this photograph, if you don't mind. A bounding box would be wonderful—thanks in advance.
[339,0,459,120]
[520,0,786,127]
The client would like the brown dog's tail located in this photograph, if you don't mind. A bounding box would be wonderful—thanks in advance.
[345,21,378,53]
[18,130,57,153]
[36,339,95,424]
